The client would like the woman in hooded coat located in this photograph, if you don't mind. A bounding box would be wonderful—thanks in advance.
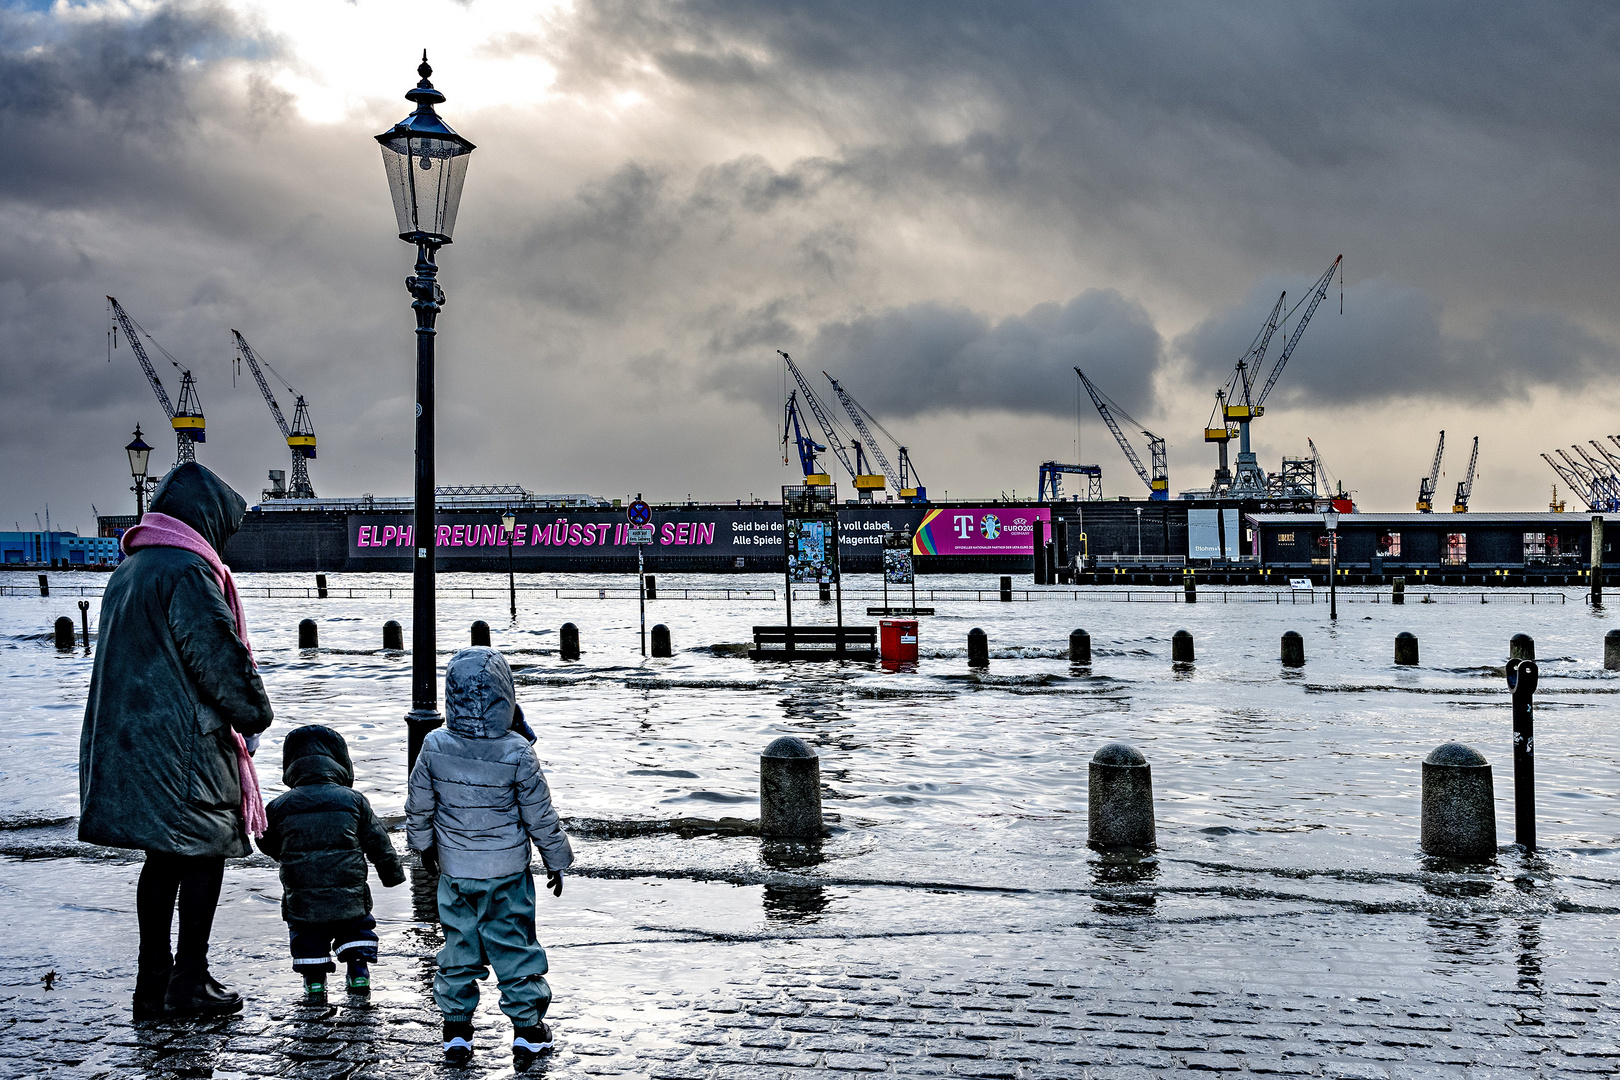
[79,462,274,1018]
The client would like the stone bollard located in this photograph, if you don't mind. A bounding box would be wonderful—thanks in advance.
[560,622,580,661]
[78,600,90,649]
[1069,628,1092,665]
[1606,628,1620,672]
[1392,576,1405,605]
[1172,629,1194,664]
[298,619,318,649]
[1509,633,1535,662]
[53,616,75,650]
[1395,631,1419,666]
[645,575,657,601]
[1421,743,1497,859]
[1281,630,1305,668]
[471,620,491,647]
[967,627,989,668]
[1088,742,1156,849]
[999,575,1013,602]
[315,574,328,599]
[651,623,672,658]
[818,581,831,602]
[37,574,49,597]
[760,736,822,839]
[1183,570,1197,603]
[383,620,404,651]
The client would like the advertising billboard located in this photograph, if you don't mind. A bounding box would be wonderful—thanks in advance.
[911,507,1051,556]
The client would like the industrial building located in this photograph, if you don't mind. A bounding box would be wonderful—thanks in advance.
[0,531,120,567]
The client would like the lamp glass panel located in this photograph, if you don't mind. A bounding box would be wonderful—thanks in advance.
[379,134,471,241]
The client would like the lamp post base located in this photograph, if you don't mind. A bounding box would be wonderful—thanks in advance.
[405,708,443,771]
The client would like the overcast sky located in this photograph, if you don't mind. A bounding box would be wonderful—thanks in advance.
[4,0,1619,533]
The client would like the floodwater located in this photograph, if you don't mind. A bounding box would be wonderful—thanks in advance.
[3,572,1619,995]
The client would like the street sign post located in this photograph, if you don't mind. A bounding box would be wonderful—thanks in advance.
[629,497,652,656]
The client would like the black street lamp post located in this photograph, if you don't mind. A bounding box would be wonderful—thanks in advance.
[502,510,517,619]
[376,53,475,770]
[126,425,152,520]
[1324,509,1339,621]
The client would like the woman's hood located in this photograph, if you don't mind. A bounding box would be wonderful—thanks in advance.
[146,462,248,554]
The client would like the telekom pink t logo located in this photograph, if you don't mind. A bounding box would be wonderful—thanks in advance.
[954,515,975,539]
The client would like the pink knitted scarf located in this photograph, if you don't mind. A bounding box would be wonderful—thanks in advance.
[122,512,268,838]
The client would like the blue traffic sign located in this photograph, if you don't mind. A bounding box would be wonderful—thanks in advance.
[627,499,651,527]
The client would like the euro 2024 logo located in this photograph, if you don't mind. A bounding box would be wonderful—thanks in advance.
[980,514,1001,540]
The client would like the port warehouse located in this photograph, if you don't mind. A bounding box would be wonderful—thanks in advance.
[74,498,1605,586]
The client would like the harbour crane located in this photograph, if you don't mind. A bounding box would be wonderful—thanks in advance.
[1221,255,1343,495]
[1450,436,1478,513]
[1038,462,1102,501]
[107,297,205,463]
[781,391,829,484]
[1416,431,1445,512]
[777,351,868,491]
[823,373,925,501]
[1075,367,1168,500]
[232,330,317,499]
[1208,292,1286,491]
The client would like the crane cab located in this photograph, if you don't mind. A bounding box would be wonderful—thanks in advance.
[287,433,317,459]
[1204,427,1232,442]
[171,414,206,442]
[804,473,832,486]
[853,474,886,500]
[1223,404,1263,422]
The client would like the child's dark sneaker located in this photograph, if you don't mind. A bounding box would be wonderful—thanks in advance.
[512,1023,554,1072]
[302,973,327,1003]
[443,1020,474,1066]
[345,962,370,995]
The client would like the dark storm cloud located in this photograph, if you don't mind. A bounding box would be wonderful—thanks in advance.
[801,290,1162,420]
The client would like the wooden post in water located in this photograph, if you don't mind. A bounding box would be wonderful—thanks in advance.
[1592,515,1604,607]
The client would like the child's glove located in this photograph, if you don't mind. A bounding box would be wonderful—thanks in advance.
[545,870,564,897]
[419,845,440,875]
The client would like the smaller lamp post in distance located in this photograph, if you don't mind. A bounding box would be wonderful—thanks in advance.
[1323,508,1340,620]
[376,52,476,770]
[126,425,153,520]
[501,509,517,620]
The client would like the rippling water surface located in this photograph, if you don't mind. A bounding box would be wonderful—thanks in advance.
[5,571,1619,944]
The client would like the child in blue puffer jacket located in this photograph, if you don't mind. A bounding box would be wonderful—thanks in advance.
[405,647,573,1073]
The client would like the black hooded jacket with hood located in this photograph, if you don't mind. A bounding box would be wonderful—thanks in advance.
[259,725,405,925]
[79,462,274,858]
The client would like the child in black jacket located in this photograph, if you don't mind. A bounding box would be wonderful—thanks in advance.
[259,725,405,1000]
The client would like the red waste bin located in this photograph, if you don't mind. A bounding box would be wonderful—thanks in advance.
[880,619,919,662]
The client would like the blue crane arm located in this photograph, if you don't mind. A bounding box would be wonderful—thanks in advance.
[1076,367,1152,491]
[782,392,824,475]
[779,351,856,481]
[825,373,899,487]
[1230,292,1287,406]
[108,296,176,419]
[1255,254,1342,409]
[233,330,292,438]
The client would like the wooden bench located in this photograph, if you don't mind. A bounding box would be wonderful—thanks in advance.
[749,624,878,662]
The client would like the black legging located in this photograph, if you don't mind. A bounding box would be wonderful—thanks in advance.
[136,851,225,996]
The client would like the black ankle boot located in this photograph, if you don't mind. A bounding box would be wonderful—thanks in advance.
[165,967,243,1016]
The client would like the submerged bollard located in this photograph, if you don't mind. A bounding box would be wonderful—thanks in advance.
[967,627,989,668]
[471,620,491,647]
[1392,576,1405,605]
[1606,628,1620,672]
[315,573,328,599]
[651,623,672,658]
[1421,743,1497,859]
[1508,658,1539,850]
[760,735,822,839]
[298,619,318,649]
[1183,570,1197,603]
[383,620,404,651]
[1509,633,1535,662]
[560,622,580,661]
[645,575,658,601]
[78,600,90,649]
[1281,630,1305,668]
[818,581,831,602]
[37,574,48,597]
[1395,632,1419,666]
[1069,628,1092,665]
[1172,629,1194,664]
[53,616,75,650]
[999,575,1013,602]
[1088,742,1156,849]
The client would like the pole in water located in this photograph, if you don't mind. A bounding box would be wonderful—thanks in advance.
[1421,743,1497,859]
[999,575,1012,602]
[78,600,90,649]
[645,574,657,601]
[1183,570,1196,603]
[819,581,831,602]
[1069,628,1091,665]
[315,573,328,599]
[53,616,75,650]
[1509,633,1535,662]
[37,574,48,598]
[1392,576,1405,605]
[967,627,989,668]
[1606,628,1620,672]
[383,620,404,651]
[1508,658,1538,851]
[1281,630,1304,668]
[559,622,580,661]
[1172,629,1194,664]
[760,735,822,839]
[638,544,647,658]
[1592,514,1604,607]
[1088,742,1156,849]
[1395,631,1419,666]
[471,620,491,647]
[651,623,672,658]
[298,619,318,649]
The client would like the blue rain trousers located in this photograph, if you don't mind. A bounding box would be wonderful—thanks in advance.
[434,870,551,1025]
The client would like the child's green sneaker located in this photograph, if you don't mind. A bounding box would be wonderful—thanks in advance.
[302,973,327,1003]
[345,962,371,995]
